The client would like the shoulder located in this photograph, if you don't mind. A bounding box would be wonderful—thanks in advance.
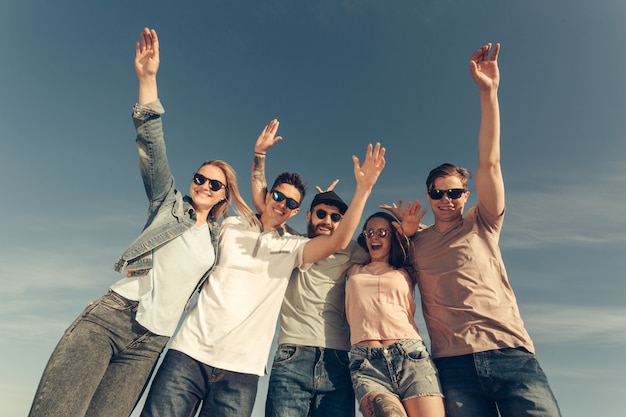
[472,203,505,231]
[284,223,303,236]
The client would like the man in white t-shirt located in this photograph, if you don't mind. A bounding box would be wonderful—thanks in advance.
[139,121,385,417]
[251,121,368,417]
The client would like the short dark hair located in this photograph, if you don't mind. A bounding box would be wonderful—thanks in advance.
[270,172,307,203]
[426,163,472,190]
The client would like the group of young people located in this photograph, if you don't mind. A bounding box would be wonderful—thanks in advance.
[28,27,562,417]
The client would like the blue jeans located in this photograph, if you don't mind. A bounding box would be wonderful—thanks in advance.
[140,349,259,417]
[266,345,355,417]
[28,291,169,417]
[434,348,562,417]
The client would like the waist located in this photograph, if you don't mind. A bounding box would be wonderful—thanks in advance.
[107,289,139,307]
[350,339,424,359]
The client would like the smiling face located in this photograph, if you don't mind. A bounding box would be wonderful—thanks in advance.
[305,203,342,238]
[262,183,302,229]
[362,216,392,263]
[427,175,470,227]
[189,163,227,213]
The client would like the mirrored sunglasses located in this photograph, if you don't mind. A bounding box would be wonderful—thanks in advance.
[362,228,390,239]
[192,173,226,192]
[427,188,467,200]
[271,190,300,210]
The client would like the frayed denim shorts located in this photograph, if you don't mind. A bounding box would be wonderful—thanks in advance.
[349,339,443,404]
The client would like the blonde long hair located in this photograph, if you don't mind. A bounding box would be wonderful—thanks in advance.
[198,160,259,227]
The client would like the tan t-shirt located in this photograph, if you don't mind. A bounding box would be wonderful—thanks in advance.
[413,203,534,358]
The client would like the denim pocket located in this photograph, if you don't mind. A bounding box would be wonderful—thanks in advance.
[348,357,367,373]
[100,291,139,312]
[405,342,430,362]
[273,345,298,365]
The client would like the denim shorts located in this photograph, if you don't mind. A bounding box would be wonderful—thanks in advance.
[349,339,443,404]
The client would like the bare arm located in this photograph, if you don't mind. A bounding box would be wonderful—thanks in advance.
[302,143,386,264]
[251,119,282,214]
[135,28,159,105]
[471,43,504,217]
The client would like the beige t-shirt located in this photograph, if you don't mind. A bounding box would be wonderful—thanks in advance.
[413,203,534,358]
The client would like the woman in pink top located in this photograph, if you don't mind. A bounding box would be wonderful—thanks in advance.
[345,212,445,417]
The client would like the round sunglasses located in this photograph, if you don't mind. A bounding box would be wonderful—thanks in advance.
[362,228,390,239]
[192,173,226,192]
[314,209,342,223]
[427,188,467,200]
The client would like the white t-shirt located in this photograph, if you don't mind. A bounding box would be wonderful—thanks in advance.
[170,216,310,376]
[110,223,215,336]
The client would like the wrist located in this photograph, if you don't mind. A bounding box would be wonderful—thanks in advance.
[254,151,266,156]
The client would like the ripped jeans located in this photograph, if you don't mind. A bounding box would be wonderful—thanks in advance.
[28,290,169,417]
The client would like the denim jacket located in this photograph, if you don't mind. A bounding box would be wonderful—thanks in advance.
[113,100,219,307]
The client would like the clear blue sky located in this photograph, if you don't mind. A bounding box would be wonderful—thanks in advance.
[1,1,625,416]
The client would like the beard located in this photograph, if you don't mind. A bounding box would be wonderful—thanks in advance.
[307,222,333,238]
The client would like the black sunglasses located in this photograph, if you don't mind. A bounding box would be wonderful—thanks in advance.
[427,188,467,200]
[362,228,390,239]
[192,173,226,192]
[271,190,300,210]
[315,209,342,223]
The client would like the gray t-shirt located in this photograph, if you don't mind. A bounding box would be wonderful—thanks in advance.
[278,240,368,351]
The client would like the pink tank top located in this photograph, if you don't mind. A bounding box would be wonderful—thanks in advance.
[345,262,422,345]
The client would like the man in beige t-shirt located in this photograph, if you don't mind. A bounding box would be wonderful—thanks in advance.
[385,43,561,417]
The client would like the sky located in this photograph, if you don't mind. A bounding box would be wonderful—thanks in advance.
[1,0,625,416]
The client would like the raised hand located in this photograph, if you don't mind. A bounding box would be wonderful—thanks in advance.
[315,179,339,193]
[254,119,282,154]
[470,43,500,91]
[352,142,385,191]
[380,199,427,236]
[135,28,160,80]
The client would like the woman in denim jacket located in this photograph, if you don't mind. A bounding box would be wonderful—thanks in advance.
[28,28,257,417]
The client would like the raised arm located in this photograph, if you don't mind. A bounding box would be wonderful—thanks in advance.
[471,43,504,217]
[251,119,282,214]
[131,27,175,206]
[302,143,386,264]
[135,28,160,105]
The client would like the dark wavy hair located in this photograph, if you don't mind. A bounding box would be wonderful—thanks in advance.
[357,211,416,284]
[270,172,307,205]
